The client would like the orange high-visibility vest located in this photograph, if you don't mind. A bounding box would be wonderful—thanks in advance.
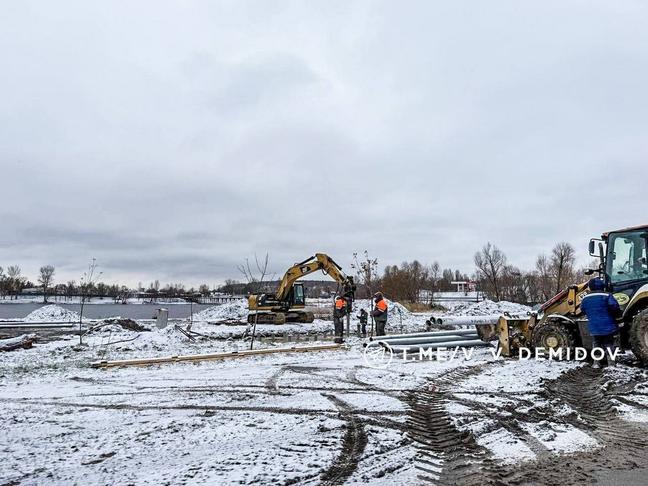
[375,299,387,312]
[335,298,346,309]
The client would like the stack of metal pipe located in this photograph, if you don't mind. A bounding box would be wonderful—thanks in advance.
[367,327,491,355]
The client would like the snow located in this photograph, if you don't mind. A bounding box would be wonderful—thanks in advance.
[443,299,530,317]
[476,428,537,464]
[519,421,598,453]
[23,304,80,322]
[193,300,248,321]
[1,313,647,484]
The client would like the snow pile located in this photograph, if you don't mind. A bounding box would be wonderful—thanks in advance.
[352,299,411,316]
[449,299,530,317]
[387,300,412,316]
[193,300,248,321]
[23,305,80,322]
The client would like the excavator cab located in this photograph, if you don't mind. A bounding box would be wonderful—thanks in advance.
[288,283,306,307]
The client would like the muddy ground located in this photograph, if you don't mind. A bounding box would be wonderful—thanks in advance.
[2,341,648,485]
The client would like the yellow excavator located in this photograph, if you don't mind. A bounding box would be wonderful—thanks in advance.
[247,253,356,325]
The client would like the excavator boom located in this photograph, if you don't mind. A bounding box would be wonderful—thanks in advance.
[275,253,355,300]
[247,253,356,325]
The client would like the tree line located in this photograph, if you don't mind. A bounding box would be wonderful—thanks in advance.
[0,264,217,303]
[1,240,587,306]
[473,241,585,304]
[349,242,587,306]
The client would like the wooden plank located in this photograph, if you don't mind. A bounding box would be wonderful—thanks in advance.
[90,343,343,368]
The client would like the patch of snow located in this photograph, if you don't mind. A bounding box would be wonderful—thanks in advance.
[519,421,598,453]
[23,304,80,322]
[446,299,530,317]
[193,301,248,321]
[460,359,578,394]
[612,399,648,423]
[476,427,536,464]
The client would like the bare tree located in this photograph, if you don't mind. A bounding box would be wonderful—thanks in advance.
[66,280,76,302]
[6,265,25,300]
[39,265,55,303]
[237,253,274,294]
[381,260,429,303]
[534,254,553,301]
[199,284,210,297]
[429,261,441,291]
[350,251,379,299]
[78,258,101,345]
[474,243,507,301]
[551,242,576,294]
[237,253,272,350]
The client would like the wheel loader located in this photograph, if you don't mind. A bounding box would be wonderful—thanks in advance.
[247,253,356,325]
[485,224,648,363]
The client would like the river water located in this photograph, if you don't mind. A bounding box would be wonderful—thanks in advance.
[0,303,220,320]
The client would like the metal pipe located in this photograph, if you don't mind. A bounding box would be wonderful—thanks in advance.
[369,328,477,342]
[433,315,502,326]
[386,339,491,353]
[374,334,478,346]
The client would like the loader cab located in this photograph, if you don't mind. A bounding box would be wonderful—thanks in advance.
[597,227,648,306]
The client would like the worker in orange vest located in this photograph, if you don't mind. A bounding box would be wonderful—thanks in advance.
[371,292,388,336]
[333,295,347,343]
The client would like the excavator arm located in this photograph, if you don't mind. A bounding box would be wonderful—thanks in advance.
[275,253,356,301]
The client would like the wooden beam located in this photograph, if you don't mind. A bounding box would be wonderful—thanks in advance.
[90,343,344,368]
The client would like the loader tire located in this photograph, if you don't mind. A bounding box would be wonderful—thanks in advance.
[629,308,648,365]
[531,320,575,357]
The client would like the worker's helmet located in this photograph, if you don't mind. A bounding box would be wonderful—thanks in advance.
[373,291,383,301]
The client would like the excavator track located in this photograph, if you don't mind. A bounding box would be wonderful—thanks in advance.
[247,311,314,325]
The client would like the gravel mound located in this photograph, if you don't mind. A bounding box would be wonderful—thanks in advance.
[24,305,80,322]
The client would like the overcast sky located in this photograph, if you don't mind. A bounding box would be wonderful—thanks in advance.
[1,1,647,287]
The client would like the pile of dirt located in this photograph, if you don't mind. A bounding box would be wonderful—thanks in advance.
[23,305,80,322]
[193,300,248,321]
[89,318,150,333]
[449,299,529,316]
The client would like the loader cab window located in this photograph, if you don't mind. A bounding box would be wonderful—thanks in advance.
[607,232,648,284]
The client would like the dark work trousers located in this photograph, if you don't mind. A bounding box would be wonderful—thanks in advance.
[591,334,616,365]
[375,319,386,337]
[357,319,367,337]
[334,316,344,341]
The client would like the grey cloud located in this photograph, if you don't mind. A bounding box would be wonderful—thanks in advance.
[1,1,647,286]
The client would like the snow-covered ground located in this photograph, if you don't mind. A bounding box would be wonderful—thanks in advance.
[2,298,648,485]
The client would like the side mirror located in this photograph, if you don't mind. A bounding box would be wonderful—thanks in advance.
[584,269,595,275]
[588,240,596,255]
